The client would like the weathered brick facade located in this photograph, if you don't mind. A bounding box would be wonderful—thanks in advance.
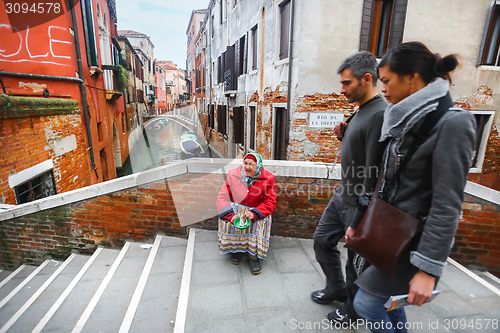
[290,93,354,162]
[0,161,498,277]
[0,95,91,204]
[452,195,500,273]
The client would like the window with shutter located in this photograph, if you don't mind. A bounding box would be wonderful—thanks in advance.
[220,0,223,25]
[249,106,256,150]
[359,0,407,57]
[279,1,291,60]
[218,56,222,83]
[232,107,245,144]
[274,107,288,160]
[479,1,500,66]
[217,105,227,135]
[224,46,235,90]
[211,14,214,38]
[81,0,99,66]
[252,25,258,70]
[209,104,215,129]
[235,40,240,78]
[239,35,246,75]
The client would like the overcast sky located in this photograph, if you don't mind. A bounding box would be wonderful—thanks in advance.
[115,0,210,69]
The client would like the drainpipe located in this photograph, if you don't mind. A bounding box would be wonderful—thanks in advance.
[285,0,295,154]
[0,71,84,84]
[207,1,215,157]
[69,0,97,171]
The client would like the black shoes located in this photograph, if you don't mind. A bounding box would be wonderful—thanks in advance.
[311,289,347,305]
[230,253,261,275]
[231,253,243,265]
[248,258,262,275]
[327,308,358,325]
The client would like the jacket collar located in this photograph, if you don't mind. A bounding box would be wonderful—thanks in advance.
[380,79,449,142]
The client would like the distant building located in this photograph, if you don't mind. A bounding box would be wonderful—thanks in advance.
[194,15,208,116]
[117,35,145,130]
[186,9,208,106]
[155,63,168,114]
[157,61,188,110]
[0,0,130,204]
[118,30,156,115]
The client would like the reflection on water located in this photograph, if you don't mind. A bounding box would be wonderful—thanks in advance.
[120,107,211,176]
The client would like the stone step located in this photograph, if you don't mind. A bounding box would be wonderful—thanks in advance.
[38,248,122,333]
[0,235,188,333]
[0,260,61,329]
[7,254,93,333]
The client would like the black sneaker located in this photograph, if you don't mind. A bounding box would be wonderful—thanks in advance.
[327,308,358,325]
[311,289,347,304]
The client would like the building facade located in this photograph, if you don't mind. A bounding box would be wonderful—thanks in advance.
[158,61,188,110]
[117,35,146,131]
[155,63,168,114]
[194,0,499,189]
[0,0,130,205]
[194,26,207,115]
[118,30,156,115]
[186,9,208,106]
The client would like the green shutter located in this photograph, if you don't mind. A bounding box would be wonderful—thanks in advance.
[81,0,98,66]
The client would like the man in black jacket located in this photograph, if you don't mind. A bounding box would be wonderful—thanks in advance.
[311,51,387,324]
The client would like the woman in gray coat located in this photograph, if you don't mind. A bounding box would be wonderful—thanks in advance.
[349,42,477,332]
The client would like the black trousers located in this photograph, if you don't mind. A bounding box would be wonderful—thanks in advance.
[313,189,359,316]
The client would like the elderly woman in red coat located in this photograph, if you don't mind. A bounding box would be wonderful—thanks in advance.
[216,152,277,275]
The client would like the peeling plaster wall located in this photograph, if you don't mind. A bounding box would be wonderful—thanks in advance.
[295,0,363,96]
[209,0,293,159]
[404,0,489,101]
[206,0,366,161]
[403,0,499,189]
[204,0,499,189]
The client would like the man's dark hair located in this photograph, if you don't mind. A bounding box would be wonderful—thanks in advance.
[337,51,379,86]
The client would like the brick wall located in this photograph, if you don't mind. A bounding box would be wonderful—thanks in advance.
[452,194,500,275]
[0,161,498,277]
[0,95,92,205]
[467,124,500,190]
[291,93,354,162]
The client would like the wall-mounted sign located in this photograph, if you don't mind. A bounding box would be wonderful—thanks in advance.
[309,113,344,128]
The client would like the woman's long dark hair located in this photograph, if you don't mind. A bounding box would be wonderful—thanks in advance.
[378,42,458,84]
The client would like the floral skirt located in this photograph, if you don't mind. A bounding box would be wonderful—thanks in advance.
[218,203,272,260]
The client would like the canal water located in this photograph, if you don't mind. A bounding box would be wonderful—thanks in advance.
[119,109,211,176]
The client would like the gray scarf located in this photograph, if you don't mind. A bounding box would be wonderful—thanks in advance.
[380,78,450,143]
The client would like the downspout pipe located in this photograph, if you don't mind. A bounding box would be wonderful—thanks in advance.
[207,0,216,157]
[0,71,84,84]
[69,0,96,170]
[285,0,295,152]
